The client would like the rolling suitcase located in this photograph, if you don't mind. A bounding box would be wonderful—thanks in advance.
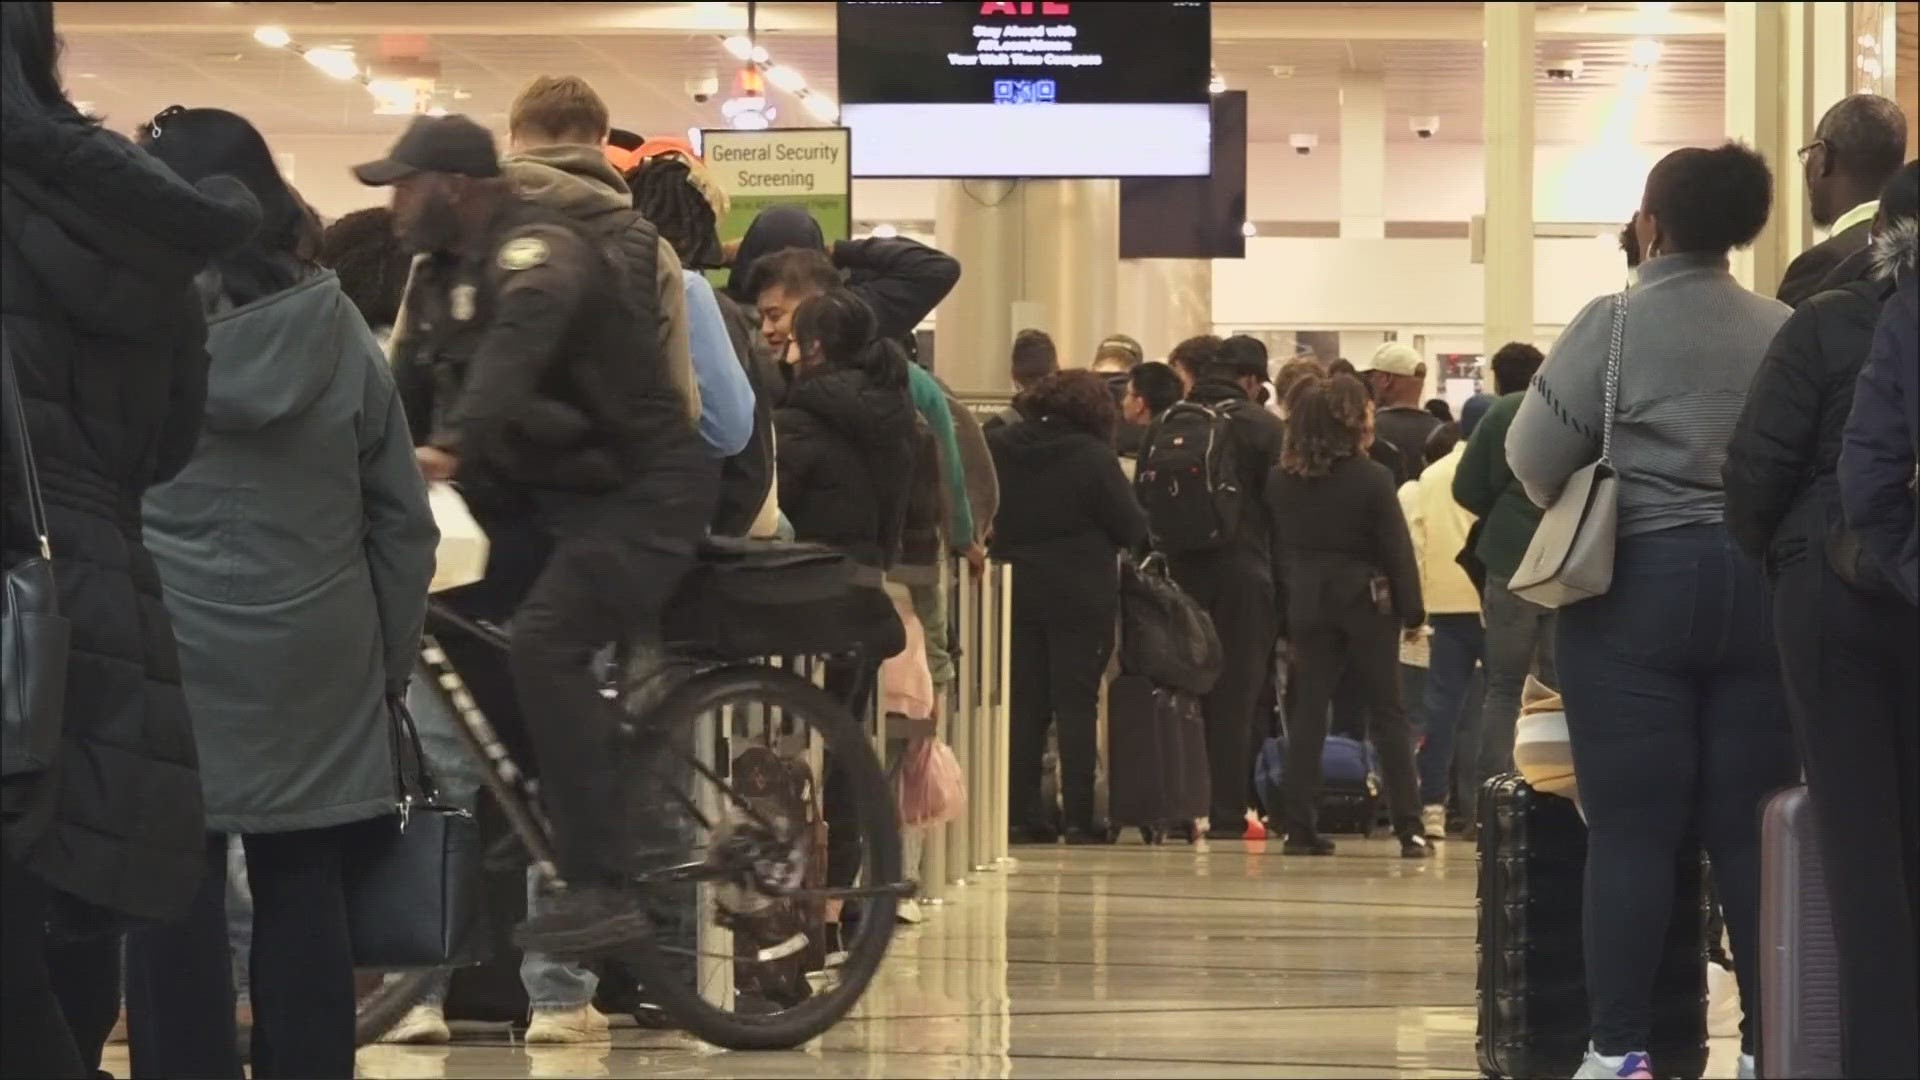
[1475,775,1710,1080]
[1107,675,1210,835]
[1759,785,1841,1079]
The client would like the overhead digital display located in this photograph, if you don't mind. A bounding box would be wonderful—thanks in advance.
[836,1,1213,178]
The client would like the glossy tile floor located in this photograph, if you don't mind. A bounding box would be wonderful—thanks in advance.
[106,835,1747,1078]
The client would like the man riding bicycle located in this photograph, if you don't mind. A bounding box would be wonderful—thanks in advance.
[360,114,716,956]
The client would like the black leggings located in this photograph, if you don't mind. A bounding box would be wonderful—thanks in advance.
[1008,620,1113,832]
[1282,589,1421,840]
[125,827,363,1080]
[0,854,120,1080]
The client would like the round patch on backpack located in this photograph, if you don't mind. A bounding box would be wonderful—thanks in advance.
[497,236,549,272]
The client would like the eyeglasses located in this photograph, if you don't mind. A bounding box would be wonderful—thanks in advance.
[1796,139,1827,164]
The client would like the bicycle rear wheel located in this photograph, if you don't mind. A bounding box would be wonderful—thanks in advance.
[617,663,902,1051]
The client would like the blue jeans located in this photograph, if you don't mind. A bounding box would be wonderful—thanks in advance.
[1416,614,1485,806]
[408,868,598,1012]
[1466,573,1558,801]
[1557,525,1797,1056]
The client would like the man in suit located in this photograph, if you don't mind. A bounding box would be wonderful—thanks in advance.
[1778,93,1908,308]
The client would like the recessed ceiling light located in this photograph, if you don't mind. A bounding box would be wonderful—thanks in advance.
[253,26,291,49]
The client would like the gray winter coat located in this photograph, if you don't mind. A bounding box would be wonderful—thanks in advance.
[144,270,437,834]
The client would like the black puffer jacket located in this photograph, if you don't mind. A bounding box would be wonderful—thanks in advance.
[1725,245,1898,570]
[775,366,918,569]
[988,416,1148,626]
[2,104,258,922]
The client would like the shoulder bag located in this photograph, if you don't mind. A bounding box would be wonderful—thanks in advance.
[1507,292,1626,609]
[2,331,71,778]
[342,693,487,969]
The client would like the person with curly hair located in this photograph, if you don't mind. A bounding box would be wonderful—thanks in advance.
[1265,373,1427,859]
[988,371,1148,842]
[1508,141,1795,1080]
[318,207,413,341]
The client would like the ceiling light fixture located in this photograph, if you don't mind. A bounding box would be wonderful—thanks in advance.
[1629,38,1663,69]
[765,64,806,94]
[252,27,462,115]
[1209,71,1227,95]
[303,47,360,81]
[801,94,838,122]
[1241,221,1258,237]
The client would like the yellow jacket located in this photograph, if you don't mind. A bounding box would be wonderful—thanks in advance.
[1401,447,1482,616]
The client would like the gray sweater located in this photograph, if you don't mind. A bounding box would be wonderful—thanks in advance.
[1508,252,1791,538]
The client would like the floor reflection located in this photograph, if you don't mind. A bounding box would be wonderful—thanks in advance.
[109,836,1750,1077]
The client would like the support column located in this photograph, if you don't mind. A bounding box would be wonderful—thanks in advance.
[1731,1,1852,291]
[1484,2,1535,353]
[1340,75,1387,239]
[1114,259,1212,362]
[935,180,1119,394]
[1725,1,1789,292]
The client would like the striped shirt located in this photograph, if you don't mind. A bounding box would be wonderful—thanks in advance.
[1507,252,1792,538]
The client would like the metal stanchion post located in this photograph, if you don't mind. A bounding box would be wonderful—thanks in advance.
[994,564,1013,863]
[695,702,733,1008]
[971,562,999,872]
[947,562,978,886]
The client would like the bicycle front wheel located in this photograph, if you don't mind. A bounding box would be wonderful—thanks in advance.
[618,662,902,1051]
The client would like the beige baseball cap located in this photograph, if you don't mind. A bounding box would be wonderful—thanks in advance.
[1360,342,1424,378]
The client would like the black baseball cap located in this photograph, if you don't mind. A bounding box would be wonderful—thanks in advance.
[353,114,501,186]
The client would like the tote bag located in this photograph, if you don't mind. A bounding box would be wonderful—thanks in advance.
[1508,293,1626,609]
[343,696,485,969]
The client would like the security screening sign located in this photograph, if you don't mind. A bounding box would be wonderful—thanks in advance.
[702,127,853,254]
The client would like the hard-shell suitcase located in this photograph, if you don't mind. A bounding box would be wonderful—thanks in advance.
[1759,785,1841,1079]
[1107,675,1210,831]
[1475,774,1710,1080]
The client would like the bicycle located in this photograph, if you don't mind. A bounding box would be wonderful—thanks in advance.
[354,559,908,1052]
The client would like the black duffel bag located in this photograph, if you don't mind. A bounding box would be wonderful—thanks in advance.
[1117,554,1222,694]
[664,538,905,661]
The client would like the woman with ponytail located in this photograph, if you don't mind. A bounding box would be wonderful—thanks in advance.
[773,289,921,948]
[775,289,918,568]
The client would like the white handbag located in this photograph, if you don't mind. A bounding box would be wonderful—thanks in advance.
[428,483,489,594]
[1508,292,1626,609]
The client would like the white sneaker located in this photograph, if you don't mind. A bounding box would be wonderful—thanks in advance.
[378,1004,451,1045]
[1421,804,1448,841]
[896,897,926,925]
[1708,960,1743,1039]
[524,1004,612,1045]
[1571,1045,1654,1079]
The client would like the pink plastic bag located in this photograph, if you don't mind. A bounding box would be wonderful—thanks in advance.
[895,736,967,828]
[878,589,934,721]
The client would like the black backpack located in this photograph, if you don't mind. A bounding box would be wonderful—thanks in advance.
[1136,401,1244,557]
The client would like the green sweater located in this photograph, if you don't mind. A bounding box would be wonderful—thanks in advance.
[907,363,975,549]
[1451,392,1544,581]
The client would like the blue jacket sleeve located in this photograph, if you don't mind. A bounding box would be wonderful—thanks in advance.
[907,363,975,549]
[1840,289,1919,605]
[683,272,755,458]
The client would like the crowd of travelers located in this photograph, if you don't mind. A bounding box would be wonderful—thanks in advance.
[2,1,1915,1076]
